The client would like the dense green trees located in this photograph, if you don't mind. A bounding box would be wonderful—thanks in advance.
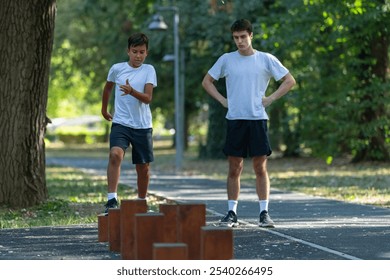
[274,0,390,162]
[48,0,155,118]
[49,0,389,162]
[192,0,390,162]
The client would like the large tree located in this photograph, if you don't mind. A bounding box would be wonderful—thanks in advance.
[0,0,56,207]
[266,0,389,162]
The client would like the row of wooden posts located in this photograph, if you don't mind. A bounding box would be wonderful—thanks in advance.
[98,199,234,260]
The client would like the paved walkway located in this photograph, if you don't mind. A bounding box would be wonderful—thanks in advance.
[0,157,389,260]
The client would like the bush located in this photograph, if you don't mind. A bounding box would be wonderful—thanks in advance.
[46,126,107,144]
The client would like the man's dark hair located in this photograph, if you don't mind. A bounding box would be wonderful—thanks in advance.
[128,33,149,49]
[230,19,252,34]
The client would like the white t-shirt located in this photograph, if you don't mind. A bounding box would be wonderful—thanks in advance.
[107,62,157,129]
[208,50,289,120]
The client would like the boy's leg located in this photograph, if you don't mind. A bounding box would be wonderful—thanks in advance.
[104,146,124,213]
[131,128,153,199]
[107,146,125,194]
[135,163,150,199]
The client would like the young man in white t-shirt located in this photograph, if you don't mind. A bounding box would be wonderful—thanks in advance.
[202,19,296,227]
[101,33,157,213]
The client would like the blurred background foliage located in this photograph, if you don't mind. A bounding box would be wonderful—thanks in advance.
[48,0,389,162]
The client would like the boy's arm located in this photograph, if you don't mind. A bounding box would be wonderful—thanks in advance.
[120,79,153,104]
[101,81,115,121]
[262,73,296,107]
[202,73,228,108]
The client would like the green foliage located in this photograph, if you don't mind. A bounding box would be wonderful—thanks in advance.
[49,0,155,118]
[266,0,390,161]
[48,0,389,162]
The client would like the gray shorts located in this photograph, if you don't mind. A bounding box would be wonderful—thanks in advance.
[223,119,272,158]
[109,123,154,164]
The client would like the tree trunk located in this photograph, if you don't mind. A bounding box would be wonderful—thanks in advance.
[352,33,390,162]
[200,79,227,159]
[0,0,56,207]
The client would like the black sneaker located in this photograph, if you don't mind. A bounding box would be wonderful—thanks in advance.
[104,198,118,214]
[259,210,275,228]
[220,210,239,227]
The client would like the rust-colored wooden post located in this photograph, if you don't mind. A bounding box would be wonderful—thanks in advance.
[108,208,121,252]
[135,213,165,260]
[177,203,206,260]
[159,204,179,242]
[97,214,108,242]
[201,226,233,260]
[153,243,188,260]
[120,199,147,260]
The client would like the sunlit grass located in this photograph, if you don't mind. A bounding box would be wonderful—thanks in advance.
[264,164,390,207]
[0,166,167,229]
[45,166,108,203]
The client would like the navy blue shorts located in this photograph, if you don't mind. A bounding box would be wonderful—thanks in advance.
[223,120,272,158]
[109,123,154,164]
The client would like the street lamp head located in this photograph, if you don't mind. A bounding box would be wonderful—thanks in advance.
[162,54,175,62]
[148,14,168,31]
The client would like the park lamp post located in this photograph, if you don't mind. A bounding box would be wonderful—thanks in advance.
[148,6,183,171]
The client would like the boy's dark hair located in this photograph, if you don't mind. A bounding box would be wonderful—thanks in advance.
[128,33,149,49]
[230,19,252,34]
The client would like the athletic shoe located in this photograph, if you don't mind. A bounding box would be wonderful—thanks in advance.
[104,198,118,214]
[259,210,275,228]
[220,210,239,227]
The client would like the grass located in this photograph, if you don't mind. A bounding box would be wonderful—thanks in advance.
[1,167,131,228]
[0,164,167,229]
[1,140,389,229]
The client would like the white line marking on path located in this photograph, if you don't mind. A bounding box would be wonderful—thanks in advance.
[206,209,362,260]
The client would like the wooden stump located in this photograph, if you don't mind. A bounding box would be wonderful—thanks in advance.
[120,199,147,260]
[153,243,188,260]
[97,214,108,242]
[201,226,233,260]
[177,203,206,260]
[159,204,179,242]
[108,208,121,252]
[134,213,165,260]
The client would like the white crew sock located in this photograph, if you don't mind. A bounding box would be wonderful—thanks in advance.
[107,192,117,201]
[228,200,238,214]
[259,200,269,213]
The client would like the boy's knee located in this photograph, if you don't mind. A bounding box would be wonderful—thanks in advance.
[109,147,124,165]
[136,163,150,174]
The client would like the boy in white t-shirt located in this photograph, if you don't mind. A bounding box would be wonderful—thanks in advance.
[101,33,157,213]
[202,19,296,227]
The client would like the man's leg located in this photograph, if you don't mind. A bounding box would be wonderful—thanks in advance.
[220,156,244,227]
[253,155,275,227]
[252,155,269,201]
[227,156,244,200]
[135,163,150,199]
